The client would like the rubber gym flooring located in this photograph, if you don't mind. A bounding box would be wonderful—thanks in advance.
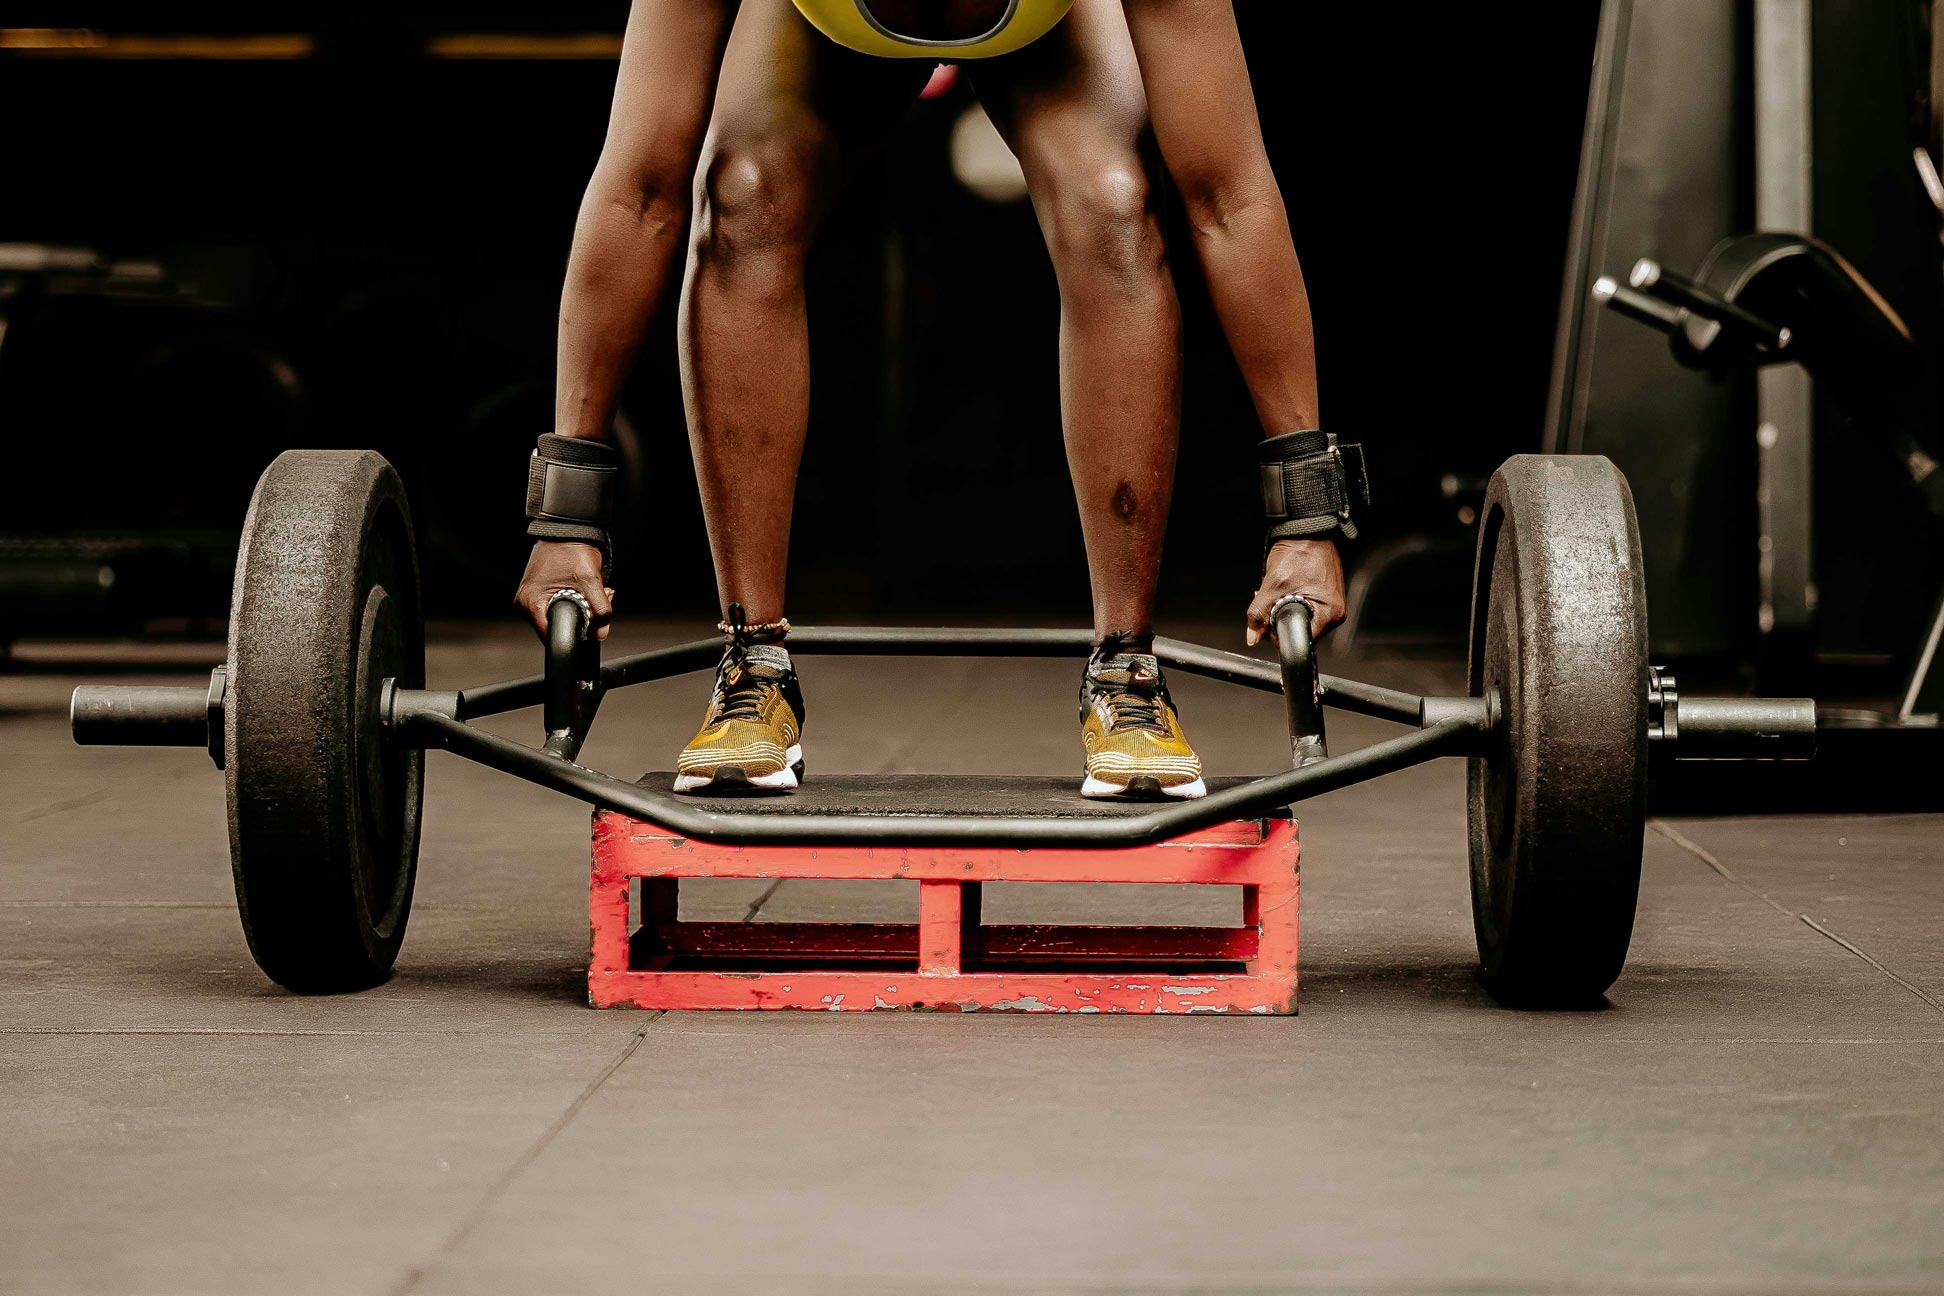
[3,621,1941,1294]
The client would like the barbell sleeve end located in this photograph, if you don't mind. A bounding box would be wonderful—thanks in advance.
[71,683,213,750]
[1657,695,1818,761]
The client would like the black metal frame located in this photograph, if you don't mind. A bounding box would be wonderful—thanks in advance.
[73,598,1820,847]
[381,599,1486,848]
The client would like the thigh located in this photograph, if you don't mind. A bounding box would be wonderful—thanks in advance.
[1116,0,1274,190]
[971,0,1152,178]
[601,0,736,178]
[706,0,934,213]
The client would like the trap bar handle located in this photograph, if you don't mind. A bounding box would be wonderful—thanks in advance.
[543,593,604,762]
[1273,598,1328,766]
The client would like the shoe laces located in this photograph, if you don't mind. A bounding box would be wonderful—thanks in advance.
[713,656,773,722]
[1087,635,1171,736]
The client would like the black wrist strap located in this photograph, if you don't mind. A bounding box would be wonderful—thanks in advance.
[526,434,617,573]
[1260,430,1368,545]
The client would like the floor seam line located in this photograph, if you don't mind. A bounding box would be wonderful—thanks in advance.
[1797,914,1944,1016]
[388,1012,665,1295]
[1652,820,1944,1017]
[1650,821,1796,917]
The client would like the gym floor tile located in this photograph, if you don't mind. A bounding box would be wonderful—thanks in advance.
[0,1031,635,1295]
[413,1025,1944,1294]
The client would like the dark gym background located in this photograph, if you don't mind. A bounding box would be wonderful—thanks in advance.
[0,3,1600,629]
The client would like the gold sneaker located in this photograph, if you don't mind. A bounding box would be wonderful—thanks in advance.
[674,643,806,795]
[1079,643,1206,800]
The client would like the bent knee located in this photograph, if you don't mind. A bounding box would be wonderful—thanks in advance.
[589,148,695,237]
[1173,160,1281,238]
[1043,161,1166,289]
[693,137,820,267]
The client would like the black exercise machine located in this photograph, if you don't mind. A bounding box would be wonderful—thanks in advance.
[1596,231,1944,809]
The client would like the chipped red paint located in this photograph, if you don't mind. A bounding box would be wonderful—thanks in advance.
[589,813,1298,1014]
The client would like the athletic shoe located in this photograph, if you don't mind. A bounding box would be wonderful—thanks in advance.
[1079,642,1206,800]
[674,642,806,794]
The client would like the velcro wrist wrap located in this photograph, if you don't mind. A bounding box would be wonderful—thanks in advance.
[1260,429,1368,545]
[525,434,618,570]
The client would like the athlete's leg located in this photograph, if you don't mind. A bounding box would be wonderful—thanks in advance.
[1121,0,1345,646]
[673,1,929,794]
[978,6,1204,800]
[975,0,1183,645]
[679,0,931,627]
[558,1,734,443]
[516,1,734,639]
[1120,0,1316,435]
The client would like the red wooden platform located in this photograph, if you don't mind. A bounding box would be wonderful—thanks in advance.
[589,775,1299,1014]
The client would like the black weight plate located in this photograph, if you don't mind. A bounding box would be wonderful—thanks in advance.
[224,450,424,992]
[1466,455,1648,1006]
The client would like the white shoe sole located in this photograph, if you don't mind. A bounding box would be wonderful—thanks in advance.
[1081,774,1207,801]
[674,744,804,794]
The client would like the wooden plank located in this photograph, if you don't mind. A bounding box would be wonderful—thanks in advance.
[589,855,631,980]
[1252,876,1300,983]
[918,881,964,975]
[594,816,1297,886]
[587,969,1298,1014]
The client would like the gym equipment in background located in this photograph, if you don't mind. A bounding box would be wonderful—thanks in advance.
[1596,233,1944,810]
[1544,0,1944,810]
[0,243,303,647]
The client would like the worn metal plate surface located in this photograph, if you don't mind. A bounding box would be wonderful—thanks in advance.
[226,449,424,992]
[1466,455,1648,1005]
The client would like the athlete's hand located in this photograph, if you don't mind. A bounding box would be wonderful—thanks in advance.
[514,540,613,641]
[1245,538,1346,647]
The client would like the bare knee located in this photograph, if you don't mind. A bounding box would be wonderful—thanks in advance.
[1174,159,1282,241]
[1041,159,1167,294]
[586,156,692,243]
[692,136,819,277]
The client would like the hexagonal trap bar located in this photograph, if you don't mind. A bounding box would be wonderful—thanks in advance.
[590,774,1299,1014]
